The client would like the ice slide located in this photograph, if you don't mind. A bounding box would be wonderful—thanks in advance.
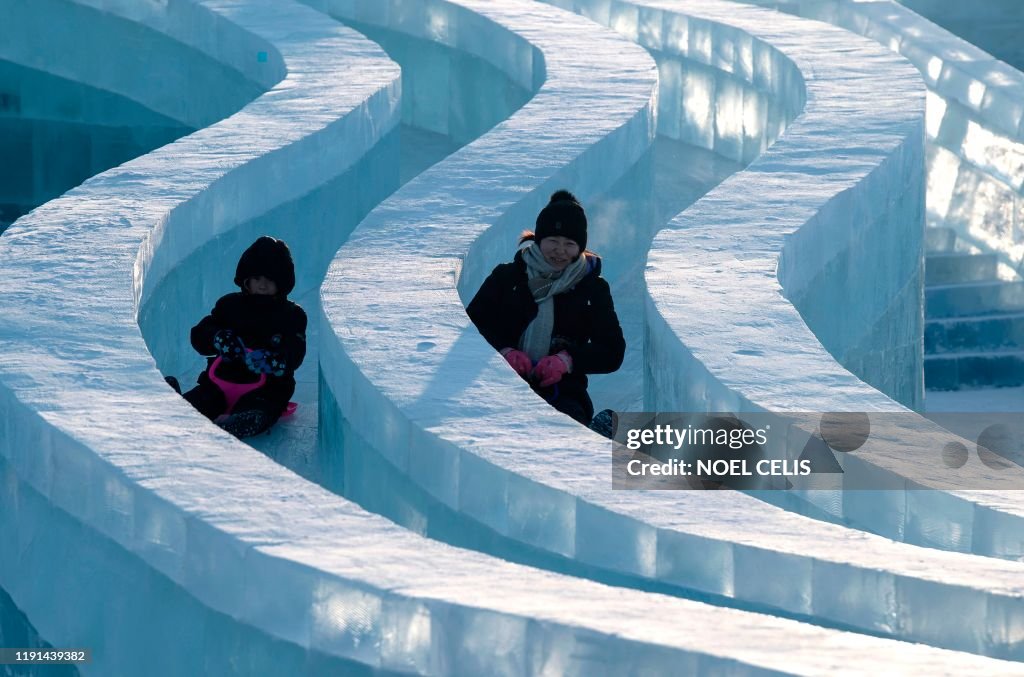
[0,0,1022,675]
[321,0,1024,664]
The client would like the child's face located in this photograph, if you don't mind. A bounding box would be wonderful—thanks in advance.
[246,275,278,296]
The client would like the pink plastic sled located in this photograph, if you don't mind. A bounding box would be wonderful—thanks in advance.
[208,355,297,421]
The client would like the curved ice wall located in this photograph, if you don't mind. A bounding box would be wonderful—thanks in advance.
[752,0,1024,272]
[628,0,926,409]
[0,0,263,230]
[316,5,1024,666]
[322,0,925,564]
[0,0,270,128]
[571,0,1024,555]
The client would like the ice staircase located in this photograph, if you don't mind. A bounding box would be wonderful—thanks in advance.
[925,226,1024,389]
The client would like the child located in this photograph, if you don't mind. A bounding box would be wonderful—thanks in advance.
[174,236,307,438]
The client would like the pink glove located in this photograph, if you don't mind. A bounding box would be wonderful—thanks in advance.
[500,348,532,377]
[534,351,572,387]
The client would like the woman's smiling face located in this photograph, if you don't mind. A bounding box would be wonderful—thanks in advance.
[539,236,580,271]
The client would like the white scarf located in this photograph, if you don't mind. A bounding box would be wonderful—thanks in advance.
[518,243,589,362]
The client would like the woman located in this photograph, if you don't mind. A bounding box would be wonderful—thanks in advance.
[467,190,625,427]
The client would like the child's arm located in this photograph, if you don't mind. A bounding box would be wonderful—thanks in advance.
[190,297,231,356]
[277,306,307,373]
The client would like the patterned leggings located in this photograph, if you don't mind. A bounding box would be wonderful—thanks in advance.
[182,382,280,438]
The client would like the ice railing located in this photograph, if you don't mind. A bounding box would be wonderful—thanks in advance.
[745,0,1024,274]
[5,0,988,674]
[321,0,1024,661]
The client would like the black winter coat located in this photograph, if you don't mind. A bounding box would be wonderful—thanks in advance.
[190,292,307,408]
[467,250,624,423]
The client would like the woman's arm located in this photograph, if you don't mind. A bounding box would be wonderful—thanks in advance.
[278,306,308,372]
[467,264,517,352]
[567,278,625,374]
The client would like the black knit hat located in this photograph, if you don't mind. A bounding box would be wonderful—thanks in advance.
[535,190,587,252]
[234,236,295,296]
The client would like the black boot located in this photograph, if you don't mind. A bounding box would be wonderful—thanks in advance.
[589,409,616,440]
[164,376,181,394]
[217,409,273,438]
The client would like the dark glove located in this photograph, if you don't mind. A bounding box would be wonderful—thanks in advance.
[245,349,286,377]
[213,329,246,360]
